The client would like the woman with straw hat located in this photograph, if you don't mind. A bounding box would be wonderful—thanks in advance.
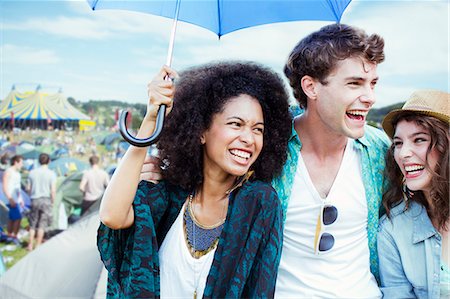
[378,90,450,298]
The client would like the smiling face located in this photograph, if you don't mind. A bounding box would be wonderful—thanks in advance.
[313,57,379,139]
[201,94,264,180]
[393,120,439,194]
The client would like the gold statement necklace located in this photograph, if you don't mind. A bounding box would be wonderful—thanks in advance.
[184,171,254,298]
[184,190,228,299]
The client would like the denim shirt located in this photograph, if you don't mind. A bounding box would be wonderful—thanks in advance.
[378,200,443,299]
[272,117,390,282]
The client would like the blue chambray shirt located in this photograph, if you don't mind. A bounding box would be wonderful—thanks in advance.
[378,200,443,299]
[272,110,390,282]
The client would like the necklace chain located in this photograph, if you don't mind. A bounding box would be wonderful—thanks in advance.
[188,173,253,298]
[189,190,227,229]
[186,189,228,299]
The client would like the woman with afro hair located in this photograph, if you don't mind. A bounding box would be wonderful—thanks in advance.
[98,61,292,298]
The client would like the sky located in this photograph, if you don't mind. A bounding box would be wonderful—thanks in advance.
[0,0,449,108]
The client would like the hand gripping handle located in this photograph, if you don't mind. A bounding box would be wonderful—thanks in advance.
[118,105,166,147]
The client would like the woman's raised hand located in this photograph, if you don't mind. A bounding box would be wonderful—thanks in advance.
[145,65,179,122]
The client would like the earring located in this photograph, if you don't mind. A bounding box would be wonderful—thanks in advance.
[226,170,254,195]
[402,177,414,201]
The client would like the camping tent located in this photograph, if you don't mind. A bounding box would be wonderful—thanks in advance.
[48,157,89,177]
[52,171,108,230]
[0,212,107,298]
[53,171,84,226]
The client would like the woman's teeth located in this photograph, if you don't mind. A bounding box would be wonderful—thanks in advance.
[405,165,425,174]
[230,149,250,160]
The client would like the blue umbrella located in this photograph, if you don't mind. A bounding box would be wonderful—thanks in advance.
[87,0,352,146]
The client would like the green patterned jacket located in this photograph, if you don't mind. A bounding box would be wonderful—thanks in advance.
[98,180,283,298]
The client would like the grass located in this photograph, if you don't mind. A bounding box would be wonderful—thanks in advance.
[1,244,28,269]
[1,219,31,269]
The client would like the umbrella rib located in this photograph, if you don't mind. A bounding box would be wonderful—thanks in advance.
[91,0,99,10]
[326,0,347,23]
[217,0,222,38]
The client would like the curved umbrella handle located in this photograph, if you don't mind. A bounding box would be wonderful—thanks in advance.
[118,106,166,147]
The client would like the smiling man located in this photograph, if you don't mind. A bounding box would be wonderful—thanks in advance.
[272,24,390,298]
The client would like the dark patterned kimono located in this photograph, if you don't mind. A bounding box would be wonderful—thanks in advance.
[98,180,283,298]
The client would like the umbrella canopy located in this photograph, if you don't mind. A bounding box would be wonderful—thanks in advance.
[87,0,352,146]
[88,0,351,37]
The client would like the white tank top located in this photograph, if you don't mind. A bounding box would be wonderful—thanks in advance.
[275,139,381,298]
[7,169,21,202]
[159,203,217,298]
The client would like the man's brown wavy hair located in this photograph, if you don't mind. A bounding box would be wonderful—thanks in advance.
[284,23,385,109]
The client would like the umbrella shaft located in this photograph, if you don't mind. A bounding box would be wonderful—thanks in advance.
[166,0,181,67]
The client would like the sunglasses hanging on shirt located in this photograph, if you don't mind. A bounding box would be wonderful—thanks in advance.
[314,204,338,254]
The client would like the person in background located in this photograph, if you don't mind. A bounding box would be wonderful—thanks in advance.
[378,90,449,298]
[0,154,9,171]
[98,61,291,298]
[79,155,109,215]
[2,155,24,238]
[26,153,57,251]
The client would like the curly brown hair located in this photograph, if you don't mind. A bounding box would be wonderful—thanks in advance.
[284,23,385,109]
[383,112,449,231]
[157,61,292,191]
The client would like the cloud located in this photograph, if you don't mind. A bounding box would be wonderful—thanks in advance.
[376,84,419,106]
[62,68,150,102]
[1,44,61,65]
[3,7,172,40]
[4,16,108,39]
[345,1,449,74]
[341,1,450,107]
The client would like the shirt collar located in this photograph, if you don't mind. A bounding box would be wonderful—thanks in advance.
[408,201,440,243]
[289,118,302,147]
[289,106,371,149]
[355,132,370,147]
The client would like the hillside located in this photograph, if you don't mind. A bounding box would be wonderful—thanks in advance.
[68,98,147,129]
[70,97,404,129]
[367,102,405,126]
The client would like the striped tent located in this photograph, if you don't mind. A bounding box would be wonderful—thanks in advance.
[0,89,95,130]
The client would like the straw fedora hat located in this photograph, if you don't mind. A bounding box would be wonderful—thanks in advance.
[382,89,450,138]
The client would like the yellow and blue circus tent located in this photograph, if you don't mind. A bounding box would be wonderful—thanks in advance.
[0,88,95,130]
